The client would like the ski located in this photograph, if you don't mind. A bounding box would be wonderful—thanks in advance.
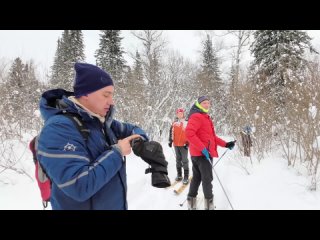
[166,180,181,189]
[173,176,192,194]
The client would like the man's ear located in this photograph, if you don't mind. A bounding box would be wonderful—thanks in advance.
[77,95,89,104]
[82,94,89,100]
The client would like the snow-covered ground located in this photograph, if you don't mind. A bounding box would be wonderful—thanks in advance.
[1,136,320,210]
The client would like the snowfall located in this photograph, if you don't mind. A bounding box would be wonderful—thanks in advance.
[1,133,320,210]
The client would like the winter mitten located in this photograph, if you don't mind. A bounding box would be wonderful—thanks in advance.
[132,140,171,188]
[201,148,211,161]
[225,141,236,150]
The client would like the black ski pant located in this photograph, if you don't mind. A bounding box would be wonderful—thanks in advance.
[174,146,189,171]
[188,156,213,199]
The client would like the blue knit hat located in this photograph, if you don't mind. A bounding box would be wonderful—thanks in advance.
[197,95,210,104]
[73,63,114,98]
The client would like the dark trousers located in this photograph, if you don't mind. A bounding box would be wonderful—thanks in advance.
[188,156,213,199]
[174,146,189,171]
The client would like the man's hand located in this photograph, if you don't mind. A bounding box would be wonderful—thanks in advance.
[117,134,141,156]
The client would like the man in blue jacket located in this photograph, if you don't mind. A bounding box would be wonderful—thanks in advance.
[36,63,148,210]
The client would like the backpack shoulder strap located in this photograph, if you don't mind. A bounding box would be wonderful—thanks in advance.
[61,111,90,142]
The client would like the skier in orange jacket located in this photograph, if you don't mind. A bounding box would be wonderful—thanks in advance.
[168,108,190,184]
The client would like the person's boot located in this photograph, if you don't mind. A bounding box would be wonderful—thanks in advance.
[187,196,197,210]
[204,197,214,210]
[175,167,182,181]
[182,169,189,185]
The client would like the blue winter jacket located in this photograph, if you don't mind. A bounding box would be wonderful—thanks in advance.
[36,89,148,210]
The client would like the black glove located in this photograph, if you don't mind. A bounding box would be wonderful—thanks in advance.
[168,142,172,148]
[225,141,236,150]
[183,143,188,150]
[132,139,171,188]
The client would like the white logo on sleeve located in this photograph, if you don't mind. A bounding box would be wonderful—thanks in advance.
[64,143,77,151]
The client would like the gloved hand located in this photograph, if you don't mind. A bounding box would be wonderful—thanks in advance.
[132,139,171,188]
[225,141,236,150]
[168,142,172,148]
[201,148,211,161]
[183,143,188,150]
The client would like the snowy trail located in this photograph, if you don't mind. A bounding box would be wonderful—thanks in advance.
[1,139,320,209]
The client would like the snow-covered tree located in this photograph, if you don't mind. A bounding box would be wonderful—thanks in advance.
[50,38,63,87]
[159,51,199,139]
[198,34,225,131]
[69,30,85,64]
[22,60,43,130]
[228,30,252,93]
[50,30,85,90]
[225,31,253,137]
[95,30,126,82]
[133,50,143,83]
[124,51,146,125]
[1,58,42,135]
[132,30,166,89]
[200,34,222,91]
[6,57,25,127]
[131,30,167,139]
[250,30,317,110]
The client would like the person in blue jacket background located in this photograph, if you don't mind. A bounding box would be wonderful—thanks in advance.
[36,63,148,210]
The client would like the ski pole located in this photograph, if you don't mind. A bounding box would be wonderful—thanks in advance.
[206,142,236,210]
[179,149,230,208]
[210,140,236,168]
[212,167,234,210]
[179,142,235,208]
[179,198,187,207]
[212,149,229,168]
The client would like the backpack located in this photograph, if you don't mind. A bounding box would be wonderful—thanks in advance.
[29,112,89,209]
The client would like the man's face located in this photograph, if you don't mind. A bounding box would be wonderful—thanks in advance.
[82,85,114,117]
[200,100,210,110]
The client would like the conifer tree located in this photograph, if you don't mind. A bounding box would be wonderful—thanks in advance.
[50,38,63,87]
[199,34,223,98]
[50,30,85,90]
[125,50,145,125]
[23,60,42,130]
[133,50,143,83]
[2,58,42,133]
[199,34,225,129]
[95,30,126,82]
[250,30,317,109]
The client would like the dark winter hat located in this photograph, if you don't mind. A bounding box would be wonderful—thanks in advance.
[73,63,114,98]
[197,95,210,104]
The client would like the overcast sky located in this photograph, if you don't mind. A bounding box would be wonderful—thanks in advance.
[1,30,320,76]
[0,30,202,71]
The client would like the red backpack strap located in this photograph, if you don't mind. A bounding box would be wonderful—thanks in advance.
[30,135,51,208]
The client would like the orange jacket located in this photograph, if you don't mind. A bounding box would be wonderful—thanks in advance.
[169,119,188,147]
